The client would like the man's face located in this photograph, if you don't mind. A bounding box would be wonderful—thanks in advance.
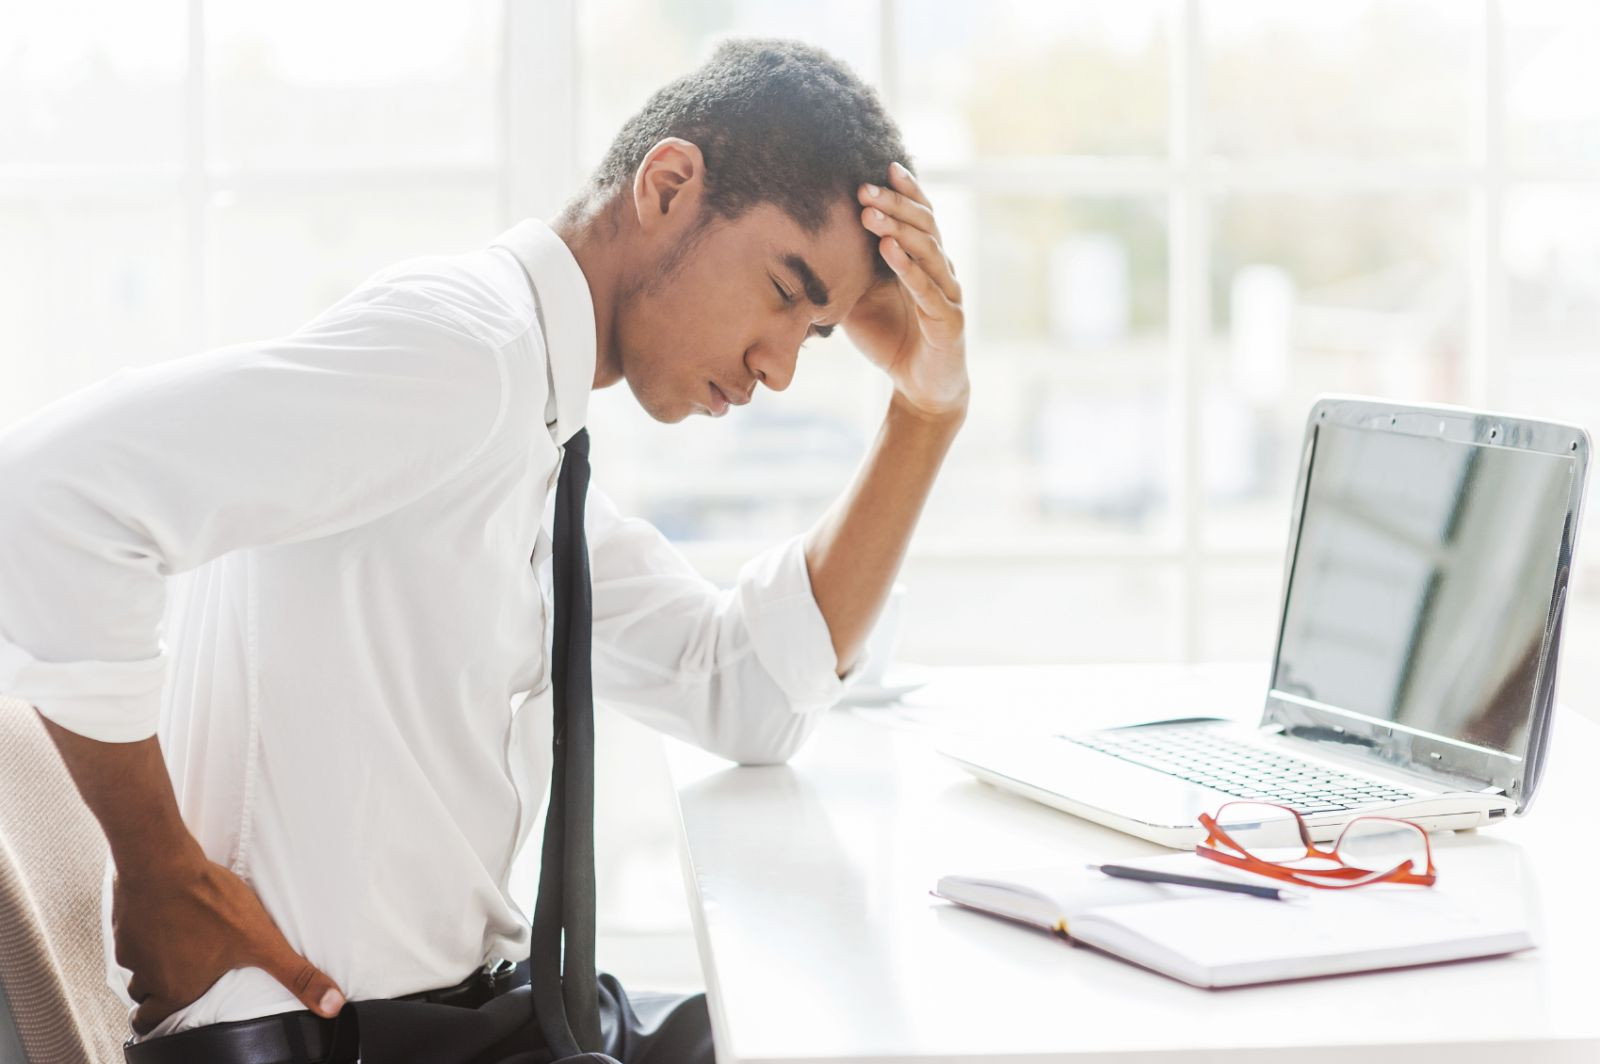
[611,198,881,423]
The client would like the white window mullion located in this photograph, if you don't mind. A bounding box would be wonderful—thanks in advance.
[496,0,510,226]
[504,0,580,225]
[184,0,208,353]
[879,0,899,113]
[1468,0,1507,408]
[1171,0,1208,662]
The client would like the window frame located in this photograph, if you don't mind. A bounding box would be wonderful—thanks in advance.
[1,0,1589,662]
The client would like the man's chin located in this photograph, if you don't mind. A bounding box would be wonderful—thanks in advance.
[628,383,693,424]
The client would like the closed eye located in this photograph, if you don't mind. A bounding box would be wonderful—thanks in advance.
[775,277,834,341]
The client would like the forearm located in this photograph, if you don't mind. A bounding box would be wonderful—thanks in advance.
[36,712,204,883]
[36,709,346,1027]
[804,390,965,674]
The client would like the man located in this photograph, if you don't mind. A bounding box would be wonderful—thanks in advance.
[0,38,966,1064]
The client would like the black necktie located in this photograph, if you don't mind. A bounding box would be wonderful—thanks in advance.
[529,427,602,1056]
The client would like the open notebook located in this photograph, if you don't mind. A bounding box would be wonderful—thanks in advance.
[932,842,1536,988]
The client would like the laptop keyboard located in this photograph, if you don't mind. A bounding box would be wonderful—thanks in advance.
[1068,723,1417,815]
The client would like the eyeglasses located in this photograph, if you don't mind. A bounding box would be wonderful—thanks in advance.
[1196,801,1437,889]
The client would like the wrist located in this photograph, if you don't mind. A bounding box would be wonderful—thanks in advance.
[112,831,208,889]
[889,383,969,432]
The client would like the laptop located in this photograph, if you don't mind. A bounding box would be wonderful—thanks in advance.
[940,396,1591,848]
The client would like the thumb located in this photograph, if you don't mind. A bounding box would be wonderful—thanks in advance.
[256,938,345,1018]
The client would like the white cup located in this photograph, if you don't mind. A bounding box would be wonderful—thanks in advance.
[855,582,906,688]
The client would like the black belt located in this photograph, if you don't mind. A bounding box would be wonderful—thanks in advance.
[123,959,529,1064]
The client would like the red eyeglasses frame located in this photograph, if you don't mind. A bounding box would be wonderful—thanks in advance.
[1196,801,1438,889]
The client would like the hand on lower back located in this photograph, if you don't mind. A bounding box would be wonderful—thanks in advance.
[113,854,345,1036]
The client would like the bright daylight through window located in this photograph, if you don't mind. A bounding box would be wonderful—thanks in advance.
[4,0,1599,993]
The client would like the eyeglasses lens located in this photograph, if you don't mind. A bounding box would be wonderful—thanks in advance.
[1336,817,1429,875]
[1211,802,1311,857]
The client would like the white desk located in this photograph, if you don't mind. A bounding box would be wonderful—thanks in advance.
[662,663,1600,1064]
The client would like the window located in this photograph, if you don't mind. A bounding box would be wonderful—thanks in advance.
[7,0,1600,994]
[574,0,1600,696]
[0,0,502,425]
[13,1,1591,682]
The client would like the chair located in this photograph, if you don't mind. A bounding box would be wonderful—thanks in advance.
[0,695,130,1063]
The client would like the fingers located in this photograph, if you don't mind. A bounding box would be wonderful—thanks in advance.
[128,983,177,1037]
[888,159,930,208]
[861,205,961,304]
[126,947,344,1034]
[859,162,961,305]
[132,1000,167,1038]
[879,237,961,328]
[859,177,936,234]
[257,939,345,1018]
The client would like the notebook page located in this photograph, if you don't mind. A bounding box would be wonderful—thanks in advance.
[934,866,1188,932]
[1072,843,1536,987]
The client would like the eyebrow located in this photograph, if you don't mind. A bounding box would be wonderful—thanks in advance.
[781,253,832,308]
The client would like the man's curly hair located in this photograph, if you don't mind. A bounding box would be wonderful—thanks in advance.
[587,38,911,279]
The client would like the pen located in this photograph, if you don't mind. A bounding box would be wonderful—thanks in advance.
[1087,863,1301,901]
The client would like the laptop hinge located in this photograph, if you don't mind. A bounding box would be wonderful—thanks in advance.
[1269,724,1505,795]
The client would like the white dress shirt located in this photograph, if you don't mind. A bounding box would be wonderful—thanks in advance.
[0,220,851,1038]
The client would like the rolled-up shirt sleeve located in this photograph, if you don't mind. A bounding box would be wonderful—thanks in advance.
[587,486,848,765]
[0,300,509,742]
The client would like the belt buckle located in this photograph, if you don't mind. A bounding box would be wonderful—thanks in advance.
[484,957,517,996]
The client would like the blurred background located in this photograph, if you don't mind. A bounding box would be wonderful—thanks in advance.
[5,0,1599,993]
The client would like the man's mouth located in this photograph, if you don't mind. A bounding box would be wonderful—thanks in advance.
[707,381,730,417]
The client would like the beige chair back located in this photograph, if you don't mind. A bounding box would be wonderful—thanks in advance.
[0,696,130,1064]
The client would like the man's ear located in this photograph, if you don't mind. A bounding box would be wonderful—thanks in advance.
[631,137,705,235]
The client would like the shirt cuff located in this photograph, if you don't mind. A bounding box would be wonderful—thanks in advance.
[0,636,166,742]
[736,533,855,713]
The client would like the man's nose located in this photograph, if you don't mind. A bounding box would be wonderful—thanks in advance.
[745,337,799,394]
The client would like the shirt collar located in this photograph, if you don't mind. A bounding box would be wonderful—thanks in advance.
[490,219,597,446]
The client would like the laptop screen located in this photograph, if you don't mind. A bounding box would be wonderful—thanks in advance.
[1273,421,1575,757]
